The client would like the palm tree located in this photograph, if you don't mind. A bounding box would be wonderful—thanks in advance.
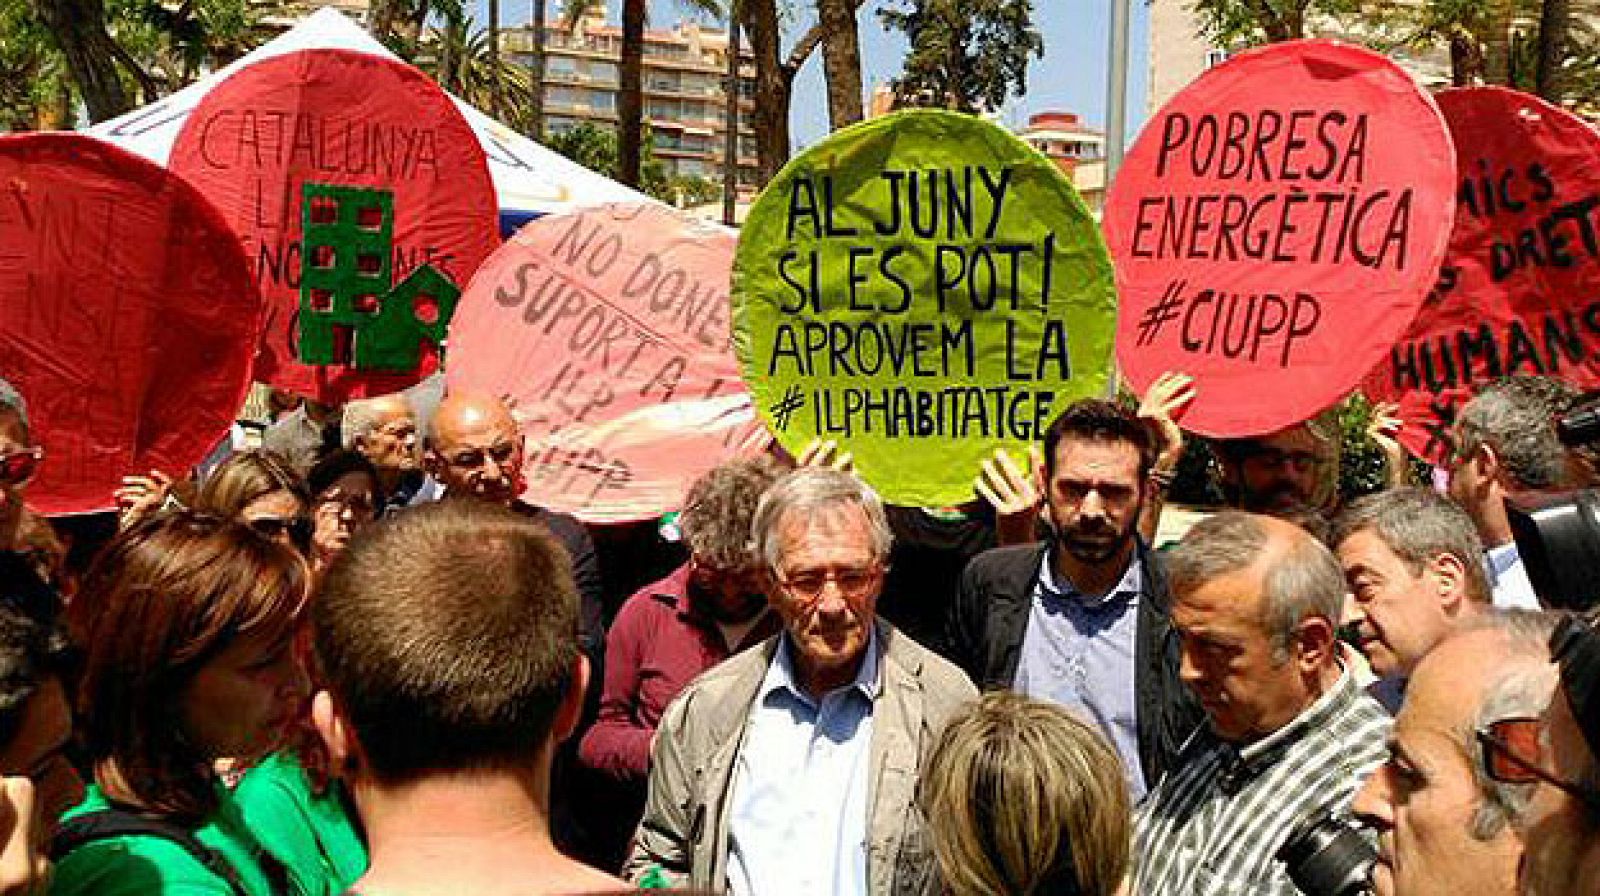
[816,0,863,127]
[423,17,539,132]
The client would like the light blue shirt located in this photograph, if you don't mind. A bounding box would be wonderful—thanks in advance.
[1014,553,1148,799]
[1485,542,1541,610]
[726,632,880,896]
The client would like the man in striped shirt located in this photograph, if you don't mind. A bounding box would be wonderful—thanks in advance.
[1134,512,1391,896]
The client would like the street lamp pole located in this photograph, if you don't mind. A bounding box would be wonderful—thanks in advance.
[1105,0,1131,183]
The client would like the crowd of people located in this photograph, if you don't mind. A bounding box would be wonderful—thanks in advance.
[0,367,1598,896]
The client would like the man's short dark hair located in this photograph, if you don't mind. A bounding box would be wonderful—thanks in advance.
[1041,399,1155,478]
[314,499,579,783]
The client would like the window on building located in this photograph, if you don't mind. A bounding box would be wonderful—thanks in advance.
[548,56,577,78]
[589,89,616,111]
[648,99,678,118]
[549,86,582,107]
[546,116,578,135]
[589,60,618,82]
[1205,48,1229,68]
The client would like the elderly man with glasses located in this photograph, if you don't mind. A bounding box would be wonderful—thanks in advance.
[1353,612,1562,896]
[627,467,976,895]
[1514,612,1600,895]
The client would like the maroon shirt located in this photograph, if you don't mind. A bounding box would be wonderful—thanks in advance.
[578,564,778,781]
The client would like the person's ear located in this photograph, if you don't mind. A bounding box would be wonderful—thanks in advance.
[312,690,358,774]
[1429,552,1469,613]
[1475,443,1503,488]
[553,653,590,745]
[1293,615,1337,673]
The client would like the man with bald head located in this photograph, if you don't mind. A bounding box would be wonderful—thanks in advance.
[1134,511,1391,896]
[1353,614,1559,896]
[425,392,604,666]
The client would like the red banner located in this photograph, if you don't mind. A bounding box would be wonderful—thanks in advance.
[1105,40,1456,436]
[448,203,770,523]
[170,49,498,403]
[0,133,261,515]
[1363,87,1600,462]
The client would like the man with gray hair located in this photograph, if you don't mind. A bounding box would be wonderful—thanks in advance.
[1134,512,1391,896]
[340,393,422,513]
[1332,487,1493,707]
[627,467,976,894]
[1448,376,1577,609]
[1353,612,1561,896]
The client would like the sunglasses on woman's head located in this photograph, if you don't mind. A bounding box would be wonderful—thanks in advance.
[0,447,42,486]
[248,515,314,549]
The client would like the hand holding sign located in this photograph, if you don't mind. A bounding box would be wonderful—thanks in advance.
[1105,40,1456,437]
[734,109,1117,507]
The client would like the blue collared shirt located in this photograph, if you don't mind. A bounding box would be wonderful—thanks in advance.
[726,631,880,896]
[1014,553,1148,799]
[1485,542,1541,610]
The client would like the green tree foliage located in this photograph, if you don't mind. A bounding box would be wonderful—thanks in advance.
[878,0,1043,113]
[544,121,673,201]
[417,17,541,134]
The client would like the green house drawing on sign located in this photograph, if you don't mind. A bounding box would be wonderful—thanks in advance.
[298,183,459,371]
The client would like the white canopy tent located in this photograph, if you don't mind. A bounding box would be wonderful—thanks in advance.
[86,7,655,226]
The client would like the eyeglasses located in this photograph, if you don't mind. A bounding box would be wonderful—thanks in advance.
[777,565,884,601]
[1240,448,1326,473]
[1476,717,1600,809]
[316,492,375,517]
[0,447,42,486]
[446,441,517,471]
[248,515,314,549]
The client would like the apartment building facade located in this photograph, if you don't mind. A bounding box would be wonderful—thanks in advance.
[502,13,759,187]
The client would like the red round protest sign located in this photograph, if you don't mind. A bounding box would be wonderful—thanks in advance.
[449,203,771,523]
[1105,40,1456,437]
[1363,87,1600,462]
[0,133,261,515]
[169,48,498,404]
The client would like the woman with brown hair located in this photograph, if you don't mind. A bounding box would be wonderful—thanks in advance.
[196,451,313,554]
[49,510,311,896]
[918,691,1132,896]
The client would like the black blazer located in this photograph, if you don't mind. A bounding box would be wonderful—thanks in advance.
[945,539,1203,789]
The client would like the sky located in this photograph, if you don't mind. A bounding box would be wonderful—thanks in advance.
[476,0,1153,151]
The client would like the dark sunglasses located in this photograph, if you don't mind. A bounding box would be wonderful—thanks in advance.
[1476,716,1600,809]
[248,515,314,549]
[0,447,42,486]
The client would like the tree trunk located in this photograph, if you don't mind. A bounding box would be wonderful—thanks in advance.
[1536,0,1570,101]
[488,0,502,117]
[30,0,133,122]
[1449,30,1486,86]
[723,10,741,226]
[370,0,400,43]
[529,0,546,138]
[816,0,863,129]
[742,0,790,183]
[1484,0,1515,84]
[618,0,646,186]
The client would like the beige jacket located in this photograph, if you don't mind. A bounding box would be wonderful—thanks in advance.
[624,621,978,895]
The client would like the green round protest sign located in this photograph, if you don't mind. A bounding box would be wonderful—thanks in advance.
[733,109,1117,507]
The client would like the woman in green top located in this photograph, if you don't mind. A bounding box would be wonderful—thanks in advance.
[52,510,312,896]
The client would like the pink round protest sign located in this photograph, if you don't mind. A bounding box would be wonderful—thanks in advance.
[0,133,261,515]
[170,49,499,404]
[1105,39,1456,436]
[1364,87,1600,463]
[448,203,771,523]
